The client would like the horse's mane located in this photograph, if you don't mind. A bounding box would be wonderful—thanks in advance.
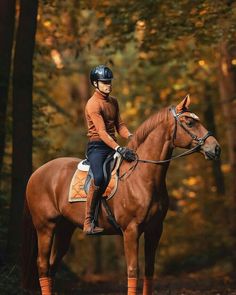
[128,107,169,150]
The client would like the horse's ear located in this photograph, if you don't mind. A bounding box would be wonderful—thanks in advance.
[176,94,191,113]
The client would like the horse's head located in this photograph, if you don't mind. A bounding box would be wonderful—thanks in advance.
[171,95,221,160]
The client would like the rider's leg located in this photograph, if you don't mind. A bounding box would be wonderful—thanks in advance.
[83,141,113,235]
[83,179,104,234]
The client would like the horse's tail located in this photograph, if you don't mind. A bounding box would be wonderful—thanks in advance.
[21,200,39,290]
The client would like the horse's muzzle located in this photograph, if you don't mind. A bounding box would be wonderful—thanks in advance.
[204,144,221,160]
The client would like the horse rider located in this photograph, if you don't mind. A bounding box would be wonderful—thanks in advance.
[84,65,136,235]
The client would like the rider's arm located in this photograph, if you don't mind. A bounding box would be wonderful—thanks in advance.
[86,102,119,150]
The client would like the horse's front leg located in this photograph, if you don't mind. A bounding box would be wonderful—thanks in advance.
[142,223,163,295]
[123,224,140,295]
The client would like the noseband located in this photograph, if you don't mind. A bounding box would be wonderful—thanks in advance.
[119,106,213,180]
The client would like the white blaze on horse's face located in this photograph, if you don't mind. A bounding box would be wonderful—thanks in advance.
[188,112,199,121]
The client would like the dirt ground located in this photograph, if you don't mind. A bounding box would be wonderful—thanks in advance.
[55,272,236,295]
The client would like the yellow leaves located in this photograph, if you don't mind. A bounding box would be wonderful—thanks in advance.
[126,108,137,116]
[190,8,197,15]
[125,101,137,116]
[172,188,184,200]
[50,49,64,69]
[171,188,196,201]
[138,51,149,60]
[105,17,112,26]
[188,191,197,198]
[171,176,200,210]
[45,36,53,47]
[160,88,171,101]
[173,82,185,91]
[178,200,188,207]
[95,38,106,48]
[43,20,51,28]
[198,59,206,67]
[40,105,54,115]
[221,61,228,76]
[231,59,236,65]
[198,59,209,71]
[136,20,145,29]
[135,20,146,44]
[182,176,202,187]
[221,164,231,173]
[122,86,129,96]
[199,9,208,16]
[195,21,204,28]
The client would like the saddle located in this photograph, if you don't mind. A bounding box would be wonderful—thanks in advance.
[69,152,122,202]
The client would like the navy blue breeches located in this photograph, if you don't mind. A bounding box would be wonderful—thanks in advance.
[86,141,114,187]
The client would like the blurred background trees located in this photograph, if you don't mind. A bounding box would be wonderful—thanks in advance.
[0,0,235,292]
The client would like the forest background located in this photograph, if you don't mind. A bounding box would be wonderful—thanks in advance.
[0,0,236,294]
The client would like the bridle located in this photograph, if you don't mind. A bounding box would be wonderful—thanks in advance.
[170,106,213,148]
[119,106,213,179]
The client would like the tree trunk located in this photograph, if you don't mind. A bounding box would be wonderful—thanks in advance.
[0,0,16,182]
[218,41,236,269]
[7,0,38,262]
[218,42,236,196]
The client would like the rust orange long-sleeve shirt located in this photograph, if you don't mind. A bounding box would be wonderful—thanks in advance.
[85,90,131,149]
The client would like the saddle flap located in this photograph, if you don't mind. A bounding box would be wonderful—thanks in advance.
[69,153,122,203]
[84,151,121,194]
[102,151,118,188]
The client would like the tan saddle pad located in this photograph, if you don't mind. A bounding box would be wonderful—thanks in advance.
[68,159,121,202]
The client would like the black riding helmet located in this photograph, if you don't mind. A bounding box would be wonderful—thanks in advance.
[90,65,114,87]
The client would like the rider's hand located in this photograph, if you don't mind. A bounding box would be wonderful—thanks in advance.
[116,146,136,162]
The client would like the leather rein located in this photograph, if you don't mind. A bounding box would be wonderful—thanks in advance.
[119,106,213,180]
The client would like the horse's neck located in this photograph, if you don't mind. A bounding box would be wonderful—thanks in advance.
[113,125,172,218]
[139,129,169,158]
[135,126,172,186]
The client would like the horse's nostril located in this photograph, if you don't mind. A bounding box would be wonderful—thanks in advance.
[215,145,221,157]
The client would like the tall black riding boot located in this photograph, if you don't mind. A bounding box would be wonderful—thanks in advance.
[83,180,104,235]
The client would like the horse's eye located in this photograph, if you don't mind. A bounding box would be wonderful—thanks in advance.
[186,120,194,128]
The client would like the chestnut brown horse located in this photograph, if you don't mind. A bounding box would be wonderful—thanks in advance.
[22,96,220,295]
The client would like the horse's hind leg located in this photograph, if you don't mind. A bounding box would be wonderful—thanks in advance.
[36,221,56,295]
[49,218,76,278]
[143,223,163,295]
